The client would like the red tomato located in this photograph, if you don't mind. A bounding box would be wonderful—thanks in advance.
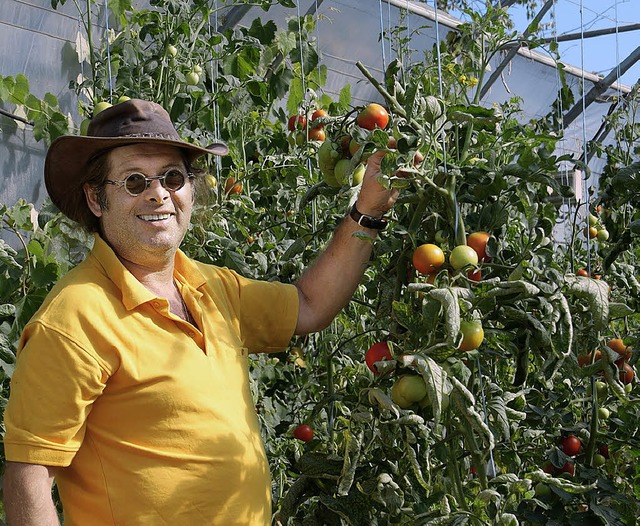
[560,461,575,476]
[357,103,389,130]
[467,269,482,282]
[293,424,314,443]
[307,127,326,142]
[598,443,610,459]
[288,114,307,131]
[365,342,393,374]
[467,231,490,262]
[576,269,589,277]
[561,435,582,456]
[608,338,632,359]
[616,360,635,385]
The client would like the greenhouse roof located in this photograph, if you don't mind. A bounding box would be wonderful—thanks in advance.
[1,0,639,210]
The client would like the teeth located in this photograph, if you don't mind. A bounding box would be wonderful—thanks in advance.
[139,214,171,221]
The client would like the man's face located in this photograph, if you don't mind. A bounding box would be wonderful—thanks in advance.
[84,143,194,268]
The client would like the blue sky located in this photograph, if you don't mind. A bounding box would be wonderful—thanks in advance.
[510,0,639,88]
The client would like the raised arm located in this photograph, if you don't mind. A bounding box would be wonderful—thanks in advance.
[294,150,399,335]
[3,461,60,526]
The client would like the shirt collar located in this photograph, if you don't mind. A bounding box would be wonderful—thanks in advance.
[88,234,207,310]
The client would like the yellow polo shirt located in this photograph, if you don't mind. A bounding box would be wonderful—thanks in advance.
[4,235,299,525]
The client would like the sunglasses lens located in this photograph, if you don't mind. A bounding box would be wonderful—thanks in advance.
[164,169,186,190]
[124,173,148,195]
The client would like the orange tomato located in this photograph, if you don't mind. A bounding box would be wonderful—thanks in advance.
[412,244,445,274]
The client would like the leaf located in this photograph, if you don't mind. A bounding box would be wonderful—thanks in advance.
[527,469,597,494]
[75,31,90,63]
[399,354,449,425]
[0,304,17,318]
[318,491,372,526]
[338,429,363,496]
[564,276,610,331]
[297,452,343,478]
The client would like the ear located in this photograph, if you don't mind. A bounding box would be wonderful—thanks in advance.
[83,183,104,218]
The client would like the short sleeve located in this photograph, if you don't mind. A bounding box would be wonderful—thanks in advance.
[4,321,110,466]
[236,277,299,353]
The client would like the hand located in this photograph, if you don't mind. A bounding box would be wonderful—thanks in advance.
[355,149,400,218]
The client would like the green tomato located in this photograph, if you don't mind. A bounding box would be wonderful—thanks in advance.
[351,163,366,186]
[186,71,200,85]
[449,245,479,270]
[93,101,112,115]
[595,380,608,399]
[117,95,130,103]
[534,482,552,498]
[592,453,606,467]
[391,375,427,409]
[333,159,351,186]
[598,407,610,420]
[588,214,598,227]
[79,118,91,136]
[167,44,178,57]
[458,320,484,352]
[597,229,610,242]
[193,64,203,75]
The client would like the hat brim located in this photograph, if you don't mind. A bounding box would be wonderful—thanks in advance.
[44,134,228,224]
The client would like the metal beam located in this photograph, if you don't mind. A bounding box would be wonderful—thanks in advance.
[219,0,325,33]
[479,0,555,99]
[494,0,521,8]
[583,80,640,164]
[541,23,640,44]
[0,107,32,125]
[563,46,640,129]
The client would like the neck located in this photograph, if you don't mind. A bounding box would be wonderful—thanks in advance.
[117,253,177,298]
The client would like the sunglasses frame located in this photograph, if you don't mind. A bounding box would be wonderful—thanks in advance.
[104,169,194,196]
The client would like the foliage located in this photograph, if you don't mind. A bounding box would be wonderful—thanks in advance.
[0,0,639,525]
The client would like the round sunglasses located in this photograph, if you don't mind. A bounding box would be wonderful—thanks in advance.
[104,169,194,196]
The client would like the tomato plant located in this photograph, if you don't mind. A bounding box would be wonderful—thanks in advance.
[5,1,640,525]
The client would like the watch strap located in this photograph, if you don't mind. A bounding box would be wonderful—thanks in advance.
[349,204,388,230]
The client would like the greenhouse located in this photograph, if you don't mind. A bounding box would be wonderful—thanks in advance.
[1,0,639,524]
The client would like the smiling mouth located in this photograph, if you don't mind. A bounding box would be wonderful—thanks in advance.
[138,213,172,222]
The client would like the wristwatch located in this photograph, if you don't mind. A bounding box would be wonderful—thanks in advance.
[349,204,388,230]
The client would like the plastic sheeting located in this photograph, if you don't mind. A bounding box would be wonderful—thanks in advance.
[0,0,633,213]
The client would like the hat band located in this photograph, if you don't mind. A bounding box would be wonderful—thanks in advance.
[117,132,180,140]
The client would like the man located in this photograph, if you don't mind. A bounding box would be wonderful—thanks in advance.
[3,99,398,525]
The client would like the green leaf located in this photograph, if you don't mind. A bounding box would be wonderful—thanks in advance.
[10,74,30,104]
[286,77,304,116]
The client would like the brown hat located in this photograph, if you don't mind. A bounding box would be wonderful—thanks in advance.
[44,98,228,223]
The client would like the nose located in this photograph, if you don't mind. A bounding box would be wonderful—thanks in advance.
[143,178,170,202]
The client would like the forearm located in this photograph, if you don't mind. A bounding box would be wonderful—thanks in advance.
[4,462,60,526]
[294,209,379,334]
